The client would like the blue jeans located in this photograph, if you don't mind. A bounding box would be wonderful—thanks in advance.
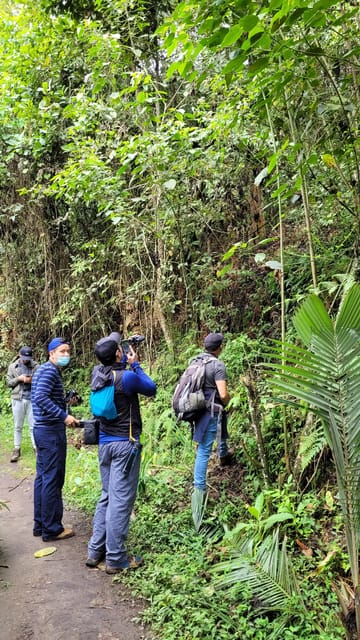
[193,416,228,492]
[33,426,66,540]
[88,440,141,568]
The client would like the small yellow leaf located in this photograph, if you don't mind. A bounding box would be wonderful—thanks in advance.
[322,153,336,168]
[325,489,334,510]
[315,549,337,574]
[34,546,57,558]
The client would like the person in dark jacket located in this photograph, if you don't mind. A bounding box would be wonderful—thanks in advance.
[6,345,39,462]
[86,335,156,574]
[31,337,80,541]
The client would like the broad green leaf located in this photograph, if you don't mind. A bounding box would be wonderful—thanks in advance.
[136,91,147,104]
[271,183,288,198]
[257,33,272,50]
[217,264,233,277]
[254,492,264,514]
[221,24,244,48]
[192,488,208,533]
[264,512,294,532]
[266,286,360,597]
[241,15,259,32]
[247,505,260,519]
[268,152,280,173]
[223,54,246,75]
[247,55,270,74]
[285,7,307,26]
[166,60,183,79]
[222,242,247,261]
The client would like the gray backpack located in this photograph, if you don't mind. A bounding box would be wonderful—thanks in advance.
[172,355,216,423]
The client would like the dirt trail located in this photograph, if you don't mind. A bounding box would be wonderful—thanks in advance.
[0,467,150,640]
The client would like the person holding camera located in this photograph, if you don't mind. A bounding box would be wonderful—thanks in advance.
[31,337,80,541]
[6,345,39,462]
[86,334,156,574]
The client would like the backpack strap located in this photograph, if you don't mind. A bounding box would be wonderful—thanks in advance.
[112,369,125,390]
[129,405,135,442]
[202,355,224,417]
[206,391,222,416]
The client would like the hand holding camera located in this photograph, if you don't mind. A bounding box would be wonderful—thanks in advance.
[65,414,80,428]
[121,335,144,365]
[125,345,138,366]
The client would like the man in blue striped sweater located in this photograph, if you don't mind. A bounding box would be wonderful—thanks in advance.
[31,337,80,542]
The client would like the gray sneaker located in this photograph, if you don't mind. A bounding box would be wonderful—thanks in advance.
[86,556,104,568]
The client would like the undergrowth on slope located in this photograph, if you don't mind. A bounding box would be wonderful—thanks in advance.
[0,352,347,640]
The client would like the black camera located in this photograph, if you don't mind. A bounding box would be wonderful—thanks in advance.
[122,440,142,476]
[121,334,145,354]
[65,389,83,406]
[78,419,100,445]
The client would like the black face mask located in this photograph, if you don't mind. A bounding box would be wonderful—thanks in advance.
[21,358,31,365]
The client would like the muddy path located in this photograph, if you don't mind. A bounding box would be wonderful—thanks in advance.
[0,467,151,640]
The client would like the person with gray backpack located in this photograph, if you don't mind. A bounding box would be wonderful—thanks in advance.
[192,333,234,493]
[173,332,234,496]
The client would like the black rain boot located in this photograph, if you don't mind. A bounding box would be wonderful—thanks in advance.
[10,448,21,463]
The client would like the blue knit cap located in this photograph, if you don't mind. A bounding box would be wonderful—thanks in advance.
[48,337,69,352]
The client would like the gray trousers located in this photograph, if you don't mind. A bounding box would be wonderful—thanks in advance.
[12,398,35,448]
[88,440,140,568]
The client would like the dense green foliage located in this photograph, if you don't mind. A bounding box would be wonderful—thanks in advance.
[1,0,358,363]
[0,0,359,637]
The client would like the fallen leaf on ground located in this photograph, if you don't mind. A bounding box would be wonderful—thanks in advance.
[34,546,57,558]
[295,539,313,557]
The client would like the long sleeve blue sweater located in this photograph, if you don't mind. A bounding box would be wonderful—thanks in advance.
[91,361,156,443]
[31,360,68,427]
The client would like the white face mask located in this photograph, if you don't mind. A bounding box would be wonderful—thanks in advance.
[56,355,70,367]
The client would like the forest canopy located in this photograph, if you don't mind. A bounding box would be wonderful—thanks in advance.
[0,0,358,363]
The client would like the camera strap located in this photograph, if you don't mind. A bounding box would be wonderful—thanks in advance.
[129,405,136,442]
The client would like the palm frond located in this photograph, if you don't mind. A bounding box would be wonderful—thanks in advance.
[265,284,360,631]
[213,529,301,612]
[191,487,208,533]
[266,288,360,454]
[336,284,360,332]
[293,293,333,346]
